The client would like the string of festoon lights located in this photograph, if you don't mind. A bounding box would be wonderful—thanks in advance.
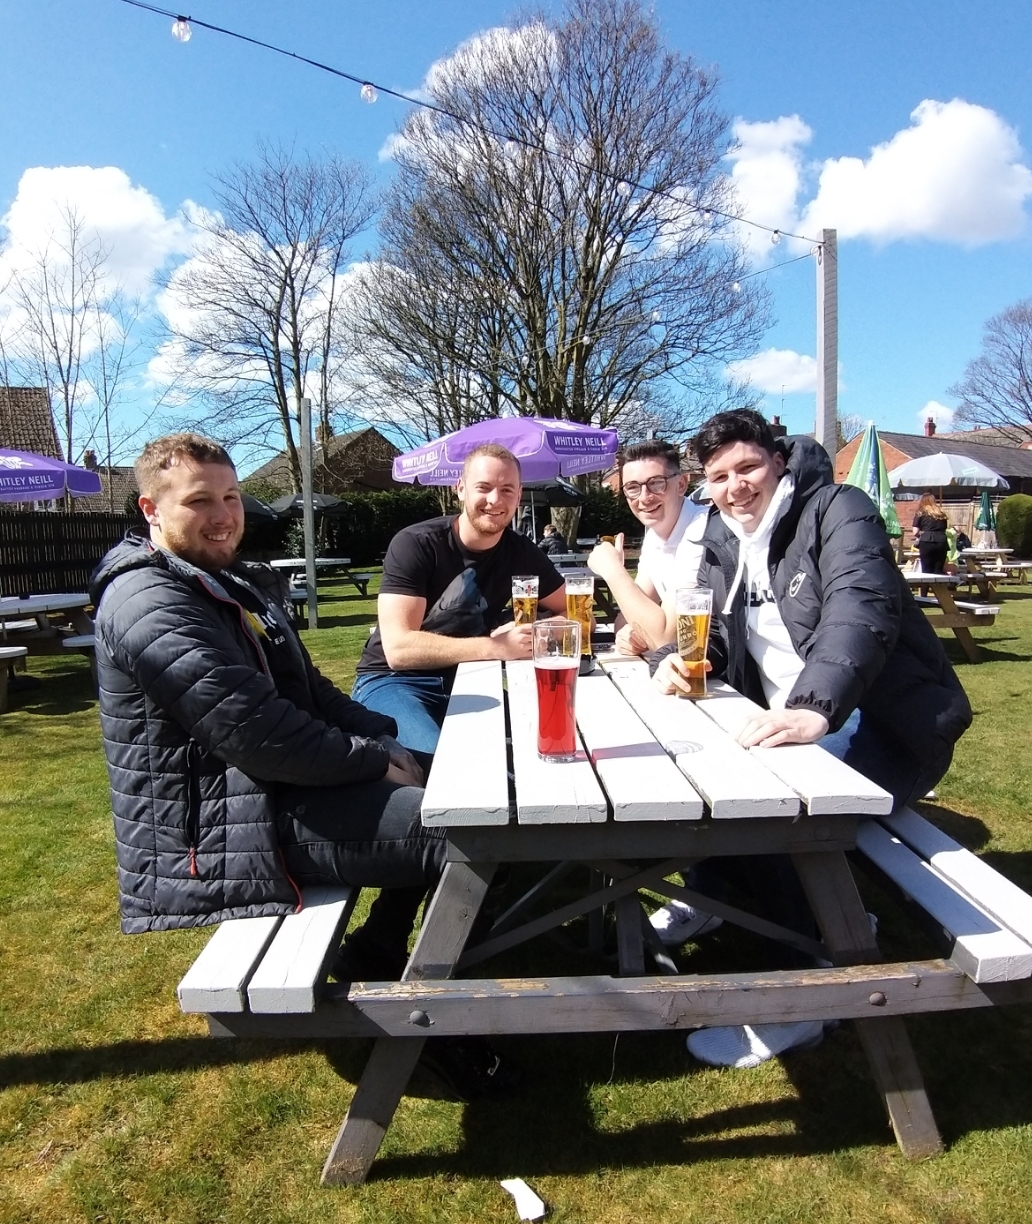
[116,0,825,275]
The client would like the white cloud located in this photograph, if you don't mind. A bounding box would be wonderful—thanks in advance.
[0,165,194,297]
[727,116,812,260]
[804,100,1032,245]
[727,347,818,395]
[727,100,1032,253]
[918,399,954,430]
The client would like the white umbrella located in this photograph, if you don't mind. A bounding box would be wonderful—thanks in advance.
[886,452,1009,491]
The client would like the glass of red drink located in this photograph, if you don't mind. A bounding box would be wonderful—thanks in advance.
[532,619,581,762]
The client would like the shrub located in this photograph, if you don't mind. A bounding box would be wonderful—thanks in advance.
[996,493,1032,558]
[326,488,447,562]
[577,487,643,540]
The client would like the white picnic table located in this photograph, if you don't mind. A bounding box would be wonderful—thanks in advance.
[0,593,94,648]
[185,656,1032,1185]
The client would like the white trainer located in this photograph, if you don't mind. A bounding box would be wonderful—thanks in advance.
[687,1021,825,1069]
[649,899,723,947]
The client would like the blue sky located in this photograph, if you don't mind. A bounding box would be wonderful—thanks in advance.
[2,0,1030,460]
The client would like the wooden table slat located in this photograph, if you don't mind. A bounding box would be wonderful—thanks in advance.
[421,660,510,826]
[600,659,800,819]
[574,671,704,821]
[696,684,893,816]
[507,660,608,824]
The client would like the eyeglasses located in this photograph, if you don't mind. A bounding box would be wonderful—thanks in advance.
[622,474,678,500]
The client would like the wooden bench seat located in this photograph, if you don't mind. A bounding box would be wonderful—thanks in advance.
[348,573,372,597]
[0,644,29,712]
[178,885,358,1016]
[856,808,1032,984]
[62,633,97,684]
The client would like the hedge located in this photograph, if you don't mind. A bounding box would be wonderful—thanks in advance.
[996,493,1032,558]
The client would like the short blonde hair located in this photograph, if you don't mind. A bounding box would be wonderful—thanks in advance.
[135,433,236,498]
[462,443,521,479]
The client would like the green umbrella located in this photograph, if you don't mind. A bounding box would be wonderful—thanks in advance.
[843,421,902,537]
[975,490,996,532]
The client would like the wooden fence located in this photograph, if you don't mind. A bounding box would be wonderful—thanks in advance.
[0,512,138,597]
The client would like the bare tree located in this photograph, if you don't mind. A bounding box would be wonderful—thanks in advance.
[951,298,1032,441]
[0,206,148,483]
[10,207,103,464]
[354,0,766,445]
[161,144,375,487]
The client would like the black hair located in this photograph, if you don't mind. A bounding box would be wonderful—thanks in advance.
[693,409,777,467]
[618,438,682,473]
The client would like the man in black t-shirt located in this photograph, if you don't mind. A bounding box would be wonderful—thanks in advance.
[353,444,567,751]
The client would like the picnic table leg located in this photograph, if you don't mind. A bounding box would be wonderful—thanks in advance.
[935,588,983,664]
[792,850,944,1160]
[320,859,496,1186]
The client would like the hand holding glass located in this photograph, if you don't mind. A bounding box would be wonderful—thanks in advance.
[675,587,713,699]
[533,620,581,761]
[511,575,539,626]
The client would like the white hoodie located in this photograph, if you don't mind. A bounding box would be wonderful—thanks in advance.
[719,474,805,709]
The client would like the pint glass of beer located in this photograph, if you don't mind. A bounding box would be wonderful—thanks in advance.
[533,619,581,761]
[564,571,594,660]
[675,587,713,699]
[511,575,539,626]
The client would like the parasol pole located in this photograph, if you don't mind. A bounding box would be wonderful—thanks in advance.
[299,395,318,629]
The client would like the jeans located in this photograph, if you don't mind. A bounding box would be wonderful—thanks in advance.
[351,671,450,754]
[819,709,953,813]
[275,750,447,968]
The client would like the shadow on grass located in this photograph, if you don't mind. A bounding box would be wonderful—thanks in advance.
[4,661,95,717]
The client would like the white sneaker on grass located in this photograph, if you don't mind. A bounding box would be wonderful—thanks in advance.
[649,899,723,947]
[687,1021,825,1069]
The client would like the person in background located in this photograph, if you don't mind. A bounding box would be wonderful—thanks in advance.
[352,444,567,753]
[650,409,972,1071]
[587,439,708,656]
[912,493,949,575]
[538,522,569,555]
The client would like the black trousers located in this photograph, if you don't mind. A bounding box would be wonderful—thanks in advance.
[275,750,447,963]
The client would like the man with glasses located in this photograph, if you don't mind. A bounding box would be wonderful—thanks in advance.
[587,439,708,656]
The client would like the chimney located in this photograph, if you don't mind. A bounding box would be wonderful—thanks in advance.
[924,416,936,437]
[83,449,98,470]
[769,415,788,439]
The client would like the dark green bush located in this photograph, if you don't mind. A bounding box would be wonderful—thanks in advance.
[326,488,447,563]
[996,493,1032,558]
[577,487,644,541]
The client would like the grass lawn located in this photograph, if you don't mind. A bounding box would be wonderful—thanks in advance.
[2,575,1031,1224]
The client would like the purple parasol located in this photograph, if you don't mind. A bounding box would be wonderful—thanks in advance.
[0,448,103,502]
[393,417,619,485]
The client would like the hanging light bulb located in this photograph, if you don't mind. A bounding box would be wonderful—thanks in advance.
[360,82,378,104]
[616,181,632,198]
[770,229,781,245]
[170,16,192,42]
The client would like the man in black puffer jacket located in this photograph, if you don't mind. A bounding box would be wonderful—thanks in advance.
[650,409,972,1071]
[92,433,446,980]
[654,410,971,798]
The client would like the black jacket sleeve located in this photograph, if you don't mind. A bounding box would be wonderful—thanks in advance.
[103,569,392,787]
[783,486,902,730]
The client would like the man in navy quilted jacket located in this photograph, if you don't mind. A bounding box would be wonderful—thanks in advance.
[92,433,446,984]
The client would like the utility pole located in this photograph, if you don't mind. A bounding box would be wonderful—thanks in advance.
[815,228,838,454]
[299,394,319,630]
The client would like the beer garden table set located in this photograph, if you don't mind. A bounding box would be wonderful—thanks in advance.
[179,644,1032,1185]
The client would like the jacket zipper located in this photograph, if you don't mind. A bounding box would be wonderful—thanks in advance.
[186,743,201,877]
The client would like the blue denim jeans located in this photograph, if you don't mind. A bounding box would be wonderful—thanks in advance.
[351,672,450,754]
